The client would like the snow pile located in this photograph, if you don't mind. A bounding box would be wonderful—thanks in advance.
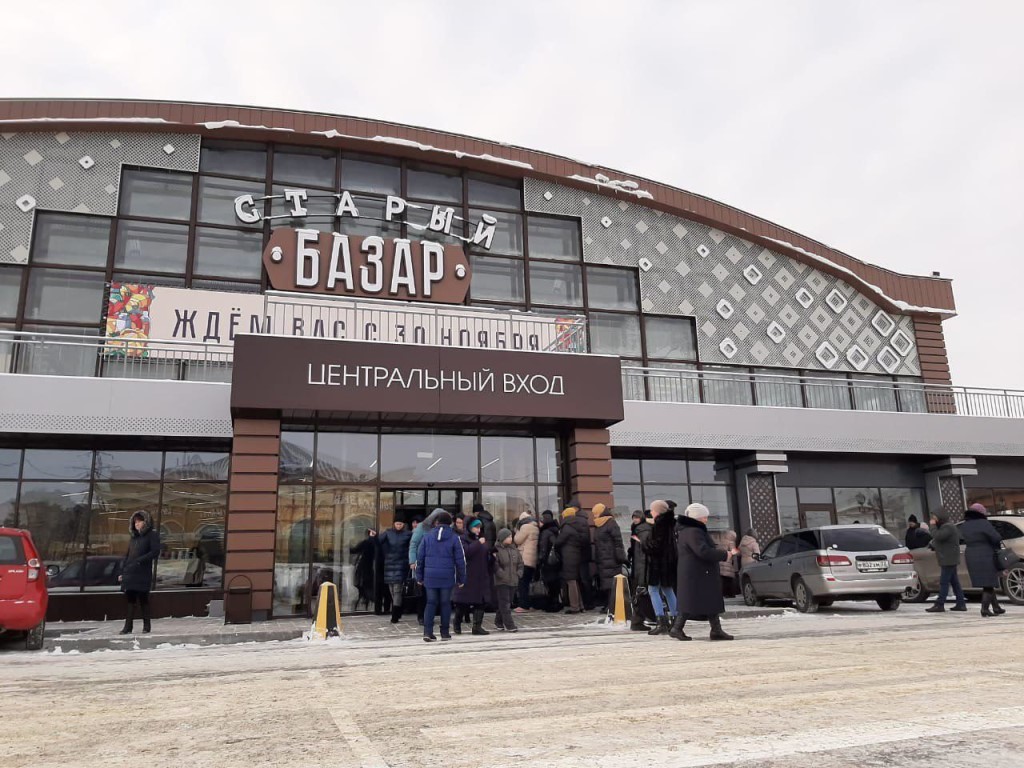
[309,130,534,169]
[567,173,654,200]
[762,237,955,316]
[46,646,80,655]
[199,120,294,132]
[153,642,202,651]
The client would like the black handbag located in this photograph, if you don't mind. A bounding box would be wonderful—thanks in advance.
[996,548,1021,571]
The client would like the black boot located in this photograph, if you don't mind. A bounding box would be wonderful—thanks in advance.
[142,603,152,634]
[453,606,464,635]
[709,614,734,641]
[648,616,670,636]
[668,614,691,641]
[992,595,1006,615]
[119,605,136,635]
[981,592,994,617]
[629,615,648,631]
[471,608,489,635]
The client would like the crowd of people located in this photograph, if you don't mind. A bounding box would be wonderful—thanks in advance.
[351,499,746,642]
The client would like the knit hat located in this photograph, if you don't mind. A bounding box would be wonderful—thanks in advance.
[685,502,710,519]
[968,503,988,515]
[541,510,554,521]
[468,518,482,530]
[497,527,513,543]
[908,514,919,525]
[472,503,486,514]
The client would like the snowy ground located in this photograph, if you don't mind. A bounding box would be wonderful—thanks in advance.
[2,603,1023,767]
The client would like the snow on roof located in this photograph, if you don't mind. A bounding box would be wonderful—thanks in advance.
[567,173,654,200]
[310,130,534,169]
[762,237,955,316]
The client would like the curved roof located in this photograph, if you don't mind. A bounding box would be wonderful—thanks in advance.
[0,98,954,315]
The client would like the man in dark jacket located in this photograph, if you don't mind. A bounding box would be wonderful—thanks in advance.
[671,503,738,641]
[379,519,412,623]
[629,510,653,631]
[925,510,966,612]
[592,504,627,612]
[905,515,933,550]
[556,506,589,613]
[119,510,161,634]
[472,503,498,552]
[416,510,467,642]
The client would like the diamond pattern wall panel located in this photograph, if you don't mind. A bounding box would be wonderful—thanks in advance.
[747,473,780,539]
[525,180,921,375]
[0,131,200,264]
[940,476,965,523]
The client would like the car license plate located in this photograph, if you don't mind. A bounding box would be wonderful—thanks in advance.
[857,561,887,573]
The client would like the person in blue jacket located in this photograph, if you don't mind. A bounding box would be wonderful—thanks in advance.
[416,510,467,642]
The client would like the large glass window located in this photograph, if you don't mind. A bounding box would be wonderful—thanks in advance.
[313,485,376,610]
[24,269,105,323]
[470,209,523,256]
[337,196,401,239]
[120,170,193,221]
[753,368,803,408]
[536,438,560,485]
[274,485,312,616]
[530,262,582,307]
[804,372,852,410]
[17,325,100,376]
[407,164,462,203]
[158,482,226,589]
[702,366,753,405]
[21,450,93,480]
[17,481,90,588]
[32,214,110,268]
[0,268,22,318]
[481,486,536,532]
[314,432,380,483]
[380,434,478,483]
[589,312,640,356]
[587,267,637,310]
[340,156,400,195]
[527,216,581,262]
[851,375,898,412]
[880,488,925,537]
[198,177,264,228]
[193,228,263,280]
[468,175,520,209]
[642,459,687,484]
[470,255,525,303]
[778,487,799,533]
[92,451,162,480]
[273,147,336,188]
[897,378,928,413]
[0,481,16,527]
[0,449,21,479]
[279,431,316,484]
[481,437,534,482]
[115,221,188,273]
[200,142,267,178]
[87,482,161,590]
[834,487,883,527]
[645,316,697,360]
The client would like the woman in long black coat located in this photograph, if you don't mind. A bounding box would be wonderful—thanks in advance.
[556,507,590,613]
[642,500,678,634]
[119,510,161,635]
[453,518,492,634]
[537,511,562,612]
[671,503,738,641]
[961,505,1006,616]
[592,504,627,609]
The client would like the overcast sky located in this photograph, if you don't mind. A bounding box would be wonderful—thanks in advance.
[4,1,1022,388]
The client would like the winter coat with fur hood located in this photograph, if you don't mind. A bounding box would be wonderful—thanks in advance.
[121,510,161,593]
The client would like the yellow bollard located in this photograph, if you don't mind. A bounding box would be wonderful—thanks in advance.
[611,573,629,624]
[313,581,343,639]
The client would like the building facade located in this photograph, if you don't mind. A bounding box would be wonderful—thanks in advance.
[0,99,1021,622]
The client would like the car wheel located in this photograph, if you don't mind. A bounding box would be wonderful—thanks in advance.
[742,578,765,607]
[903,576,930,603]
[25,620,45,651]
[793,578,819,614]
[1001,563,1024,605]
[877,595,902,611]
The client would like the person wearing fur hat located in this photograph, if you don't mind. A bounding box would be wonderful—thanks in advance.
[671,503,738,641]
[513,511,539,612]
[118,510,161,634]
[556,506,589,613]
[494,528,524,631]
[961,503,1007,616]
[592,503,628,612]
[416,510,466,642]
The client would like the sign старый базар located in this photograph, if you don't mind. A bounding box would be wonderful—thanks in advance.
[235,188,500,303]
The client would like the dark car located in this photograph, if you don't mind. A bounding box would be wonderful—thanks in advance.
[47,556,124,589]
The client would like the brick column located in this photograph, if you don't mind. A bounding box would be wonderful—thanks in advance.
[568,427,613,512]
[224,417,281,621]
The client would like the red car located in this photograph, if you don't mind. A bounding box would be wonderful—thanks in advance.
[0,528,48,650]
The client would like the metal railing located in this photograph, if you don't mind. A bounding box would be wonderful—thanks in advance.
[3,331,1023,419]
[0,331,233,383]
[622,366,1024,418]
[263,291,588,353]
